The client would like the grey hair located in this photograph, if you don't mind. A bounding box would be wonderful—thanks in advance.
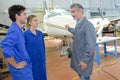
[70,3,83,10]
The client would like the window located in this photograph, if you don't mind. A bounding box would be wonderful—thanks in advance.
[90,12,106,17]
[47,11,61,18]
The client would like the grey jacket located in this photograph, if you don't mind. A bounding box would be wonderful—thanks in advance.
[68,17,96,76]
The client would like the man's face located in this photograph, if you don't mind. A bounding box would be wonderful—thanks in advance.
[16,10,27,24]
[70,7,82,20]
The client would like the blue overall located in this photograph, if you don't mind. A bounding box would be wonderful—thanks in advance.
[24,29,47,80]
[1,22,33,80]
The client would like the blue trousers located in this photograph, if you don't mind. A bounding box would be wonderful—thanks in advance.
[78,74,90,80]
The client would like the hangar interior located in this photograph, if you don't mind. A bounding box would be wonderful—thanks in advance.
[0,0,120,80]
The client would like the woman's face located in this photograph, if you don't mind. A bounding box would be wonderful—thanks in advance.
[29,17,38,28]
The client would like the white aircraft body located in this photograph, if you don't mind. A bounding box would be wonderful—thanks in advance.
[44,9,110,37]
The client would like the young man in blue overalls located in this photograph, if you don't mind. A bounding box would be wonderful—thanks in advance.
[1,5,33,80]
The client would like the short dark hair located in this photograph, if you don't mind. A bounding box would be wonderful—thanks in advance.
[70,3,83,10]
[8,5,26,22]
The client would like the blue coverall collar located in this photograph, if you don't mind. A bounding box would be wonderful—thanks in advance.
[12,22,23,32]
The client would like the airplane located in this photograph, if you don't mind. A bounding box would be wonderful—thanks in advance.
[42,8,113,52]
[44,9,110,38]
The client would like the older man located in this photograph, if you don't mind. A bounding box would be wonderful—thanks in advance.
[65,3,96,80]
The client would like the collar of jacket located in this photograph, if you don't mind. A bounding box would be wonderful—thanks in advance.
[11,22,23,32]
[75,17,87,32]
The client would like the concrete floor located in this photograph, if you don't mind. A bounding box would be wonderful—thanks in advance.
[1,38,120,80]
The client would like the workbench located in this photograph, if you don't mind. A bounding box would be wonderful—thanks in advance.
[94,36,119,65]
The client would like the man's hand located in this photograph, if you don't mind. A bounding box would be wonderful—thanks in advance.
[15,61,27,69]
[65,24,70,30]
[6,57,27,69]
[78,62,87,71]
